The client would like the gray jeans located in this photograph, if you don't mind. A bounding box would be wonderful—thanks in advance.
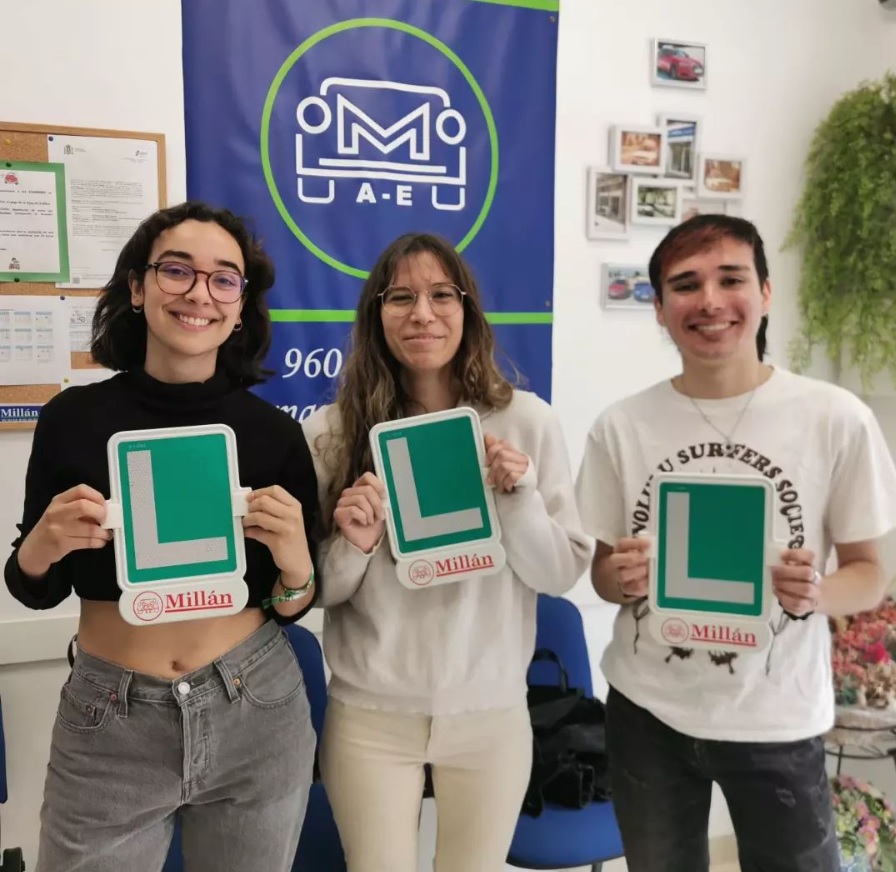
[36,619,315,872]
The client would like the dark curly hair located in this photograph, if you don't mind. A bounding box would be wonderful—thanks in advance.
[90,201,275,385]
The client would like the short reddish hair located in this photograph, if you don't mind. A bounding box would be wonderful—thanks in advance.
[649,214,769,293]
[648,214,770,360]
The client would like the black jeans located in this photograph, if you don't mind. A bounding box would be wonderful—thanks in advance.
[606,686,838,872]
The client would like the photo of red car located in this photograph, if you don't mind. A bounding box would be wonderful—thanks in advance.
[652,40,706,90]
[601,265,655,310]
[607,277,631,300]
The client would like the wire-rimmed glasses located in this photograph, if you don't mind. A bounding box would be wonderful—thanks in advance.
[378,283,466,317]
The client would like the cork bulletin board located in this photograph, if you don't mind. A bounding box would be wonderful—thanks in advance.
[0,122,166,430]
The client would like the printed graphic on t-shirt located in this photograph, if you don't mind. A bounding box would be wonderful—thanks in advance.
[628,438,803,673]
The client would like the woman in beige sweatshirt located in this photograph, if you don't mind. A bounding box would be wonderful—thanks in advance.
[302,231,591,872]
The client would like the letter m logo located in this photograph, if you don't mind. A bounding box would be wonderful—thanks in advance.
[338,96,430,159]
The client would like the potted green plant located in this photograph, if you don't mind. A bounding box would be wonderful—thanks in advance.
[785,72,896,393]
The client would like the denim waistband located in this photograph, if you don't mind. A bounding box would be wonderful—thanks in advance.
[70,619,286,705]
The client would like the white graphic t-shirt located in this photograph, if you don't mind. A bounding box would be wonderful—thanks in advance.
[576,368,896,742]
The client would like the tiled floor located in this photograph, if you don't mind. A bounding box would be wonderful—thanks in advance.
[601,861,739,871]
[598,837,740,871]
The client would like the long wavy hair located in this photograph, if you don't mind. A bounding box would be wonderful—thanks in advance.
[322,233,514,519]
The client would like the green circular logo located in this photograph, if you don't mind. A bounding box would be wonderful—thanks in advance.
[260,18,499,279]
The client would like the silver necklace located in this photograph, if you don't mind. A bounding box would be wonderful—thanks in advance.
[683,379,760,449]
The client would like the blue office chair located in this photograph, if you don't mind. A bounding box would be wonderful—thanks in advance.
[163,624,344,872]
[161,818,182,872]
[0,698,25,872]
[284,624,345,872]
[507,595,624,872]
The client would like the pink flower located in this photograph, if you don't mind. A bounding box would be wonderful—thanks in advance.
[864,641,891,664]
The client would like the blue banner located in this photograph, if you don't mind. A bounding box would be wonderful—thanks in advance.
[181,0,558,419]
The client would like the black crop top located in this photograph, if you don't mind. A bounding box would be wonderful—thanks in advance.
[3,368,320,624]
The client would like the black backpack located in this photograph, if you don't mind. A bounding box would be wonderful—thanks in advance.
[522,649,610,817]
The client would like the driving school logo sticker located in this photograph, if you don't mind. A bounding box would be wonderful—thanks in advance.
[261,19,498,277]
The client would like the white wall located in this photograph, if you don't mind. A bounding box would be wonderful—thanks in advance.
[0,0,189,862]
[2,1,896,869]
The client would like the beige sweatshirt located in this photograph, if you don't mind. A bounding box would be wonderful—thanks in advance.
[302,390,593,715]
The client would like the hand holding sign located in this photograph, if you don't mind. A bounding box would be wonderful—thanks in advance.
[334,472,386,554]
[771,547,820,618]
[18,484,112,577]
[609,537,651,600]
[484,433,529,492]
[243,485,310,576]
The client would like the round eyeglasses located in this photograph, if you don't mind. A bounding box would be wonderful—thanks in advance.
[378,283,465,317]
[145,261,247,304]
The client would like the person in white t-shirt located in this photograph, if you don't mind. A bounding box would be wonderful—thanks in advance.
[302,232,591,872]
[575,214,896,872]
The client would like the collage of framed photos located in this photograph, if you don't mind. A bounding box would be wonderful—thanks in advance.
[590,39,744,310]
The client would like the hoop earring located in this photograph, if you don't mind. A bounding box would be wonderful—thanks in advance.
[131,304,143,314]
[232,320,243,333]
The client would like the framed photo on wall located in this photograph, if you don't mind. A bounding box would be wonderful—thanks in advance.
[651,39,707,90]
[630,178,682,226]
[697,155,746,198]
[657,113,701,182]
[609,125,667,175]
[679,196,742,224]
[601,263,657,310]
[585,167,629,240]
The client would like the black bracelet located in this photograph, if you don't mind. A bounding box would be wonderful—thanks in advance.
[784,569,822,621]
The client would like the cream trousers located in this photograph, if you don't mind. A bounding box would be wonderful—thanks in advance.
[320,697,533,872]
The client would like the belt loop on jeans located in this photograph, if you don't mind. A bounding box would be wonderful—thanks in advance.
[213,657,241,703]
[115,670,133,718]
